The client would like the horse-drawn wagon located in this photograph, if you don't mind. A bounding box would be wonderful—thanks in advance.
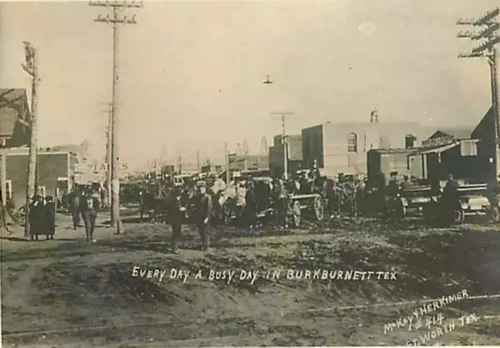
[287,193,325,227]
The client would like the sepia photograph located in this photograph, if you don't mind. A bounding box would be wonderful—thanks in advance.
[1,0,500,346]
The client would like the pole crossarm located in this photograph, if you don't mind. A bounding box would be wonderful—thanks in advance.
[457,7,499,59]
[89,0,142,233]
[95,14,137,24]
[472,36,500,54]
[458,51,491,58]
[458,23,499,39]
[89,0,143,8]
[456,8,499,26]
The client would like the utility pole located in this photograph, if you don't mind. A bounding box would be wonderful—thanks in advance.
[224,142,230,183]
[457,7,500,184]
[89,0,143,234]
[100,102,113,208]
[260,136,268,155]
[270,112,295,180]
[177,151,182,174]
[21,42,39,238]
[196,150,200,172]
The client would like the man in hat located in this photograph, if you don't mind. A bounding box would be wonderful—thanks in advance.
[81,188,100,242]
[195,181,213,250]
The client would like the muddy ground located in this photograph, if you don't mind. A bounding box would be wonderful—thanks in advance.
[1,209,500,347]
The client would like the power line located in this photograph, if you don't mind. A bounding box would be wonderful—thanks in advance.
[89,0,143,234]
[457,7,500,185]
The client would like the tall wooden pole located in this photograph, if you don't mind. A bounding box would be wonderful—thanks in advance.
[493,46,500,180]
[1,143,7,207]
[90,0,142,234]
[225,142,230,183]
[457,7,499,184]
[23,44,38,238]
[110,8,121,232]
[106,103,113,208]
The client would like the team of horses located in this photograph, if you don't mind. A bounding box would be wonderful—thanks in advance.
[135,176,366,226]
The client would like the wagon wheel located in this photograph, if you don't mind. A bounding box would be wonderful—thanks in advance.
[395,200,407,219]
[292,201,301,227]
[12,206,26,226]
[314,196,325,221]
[452,207,465,224]
[489,206,500,223]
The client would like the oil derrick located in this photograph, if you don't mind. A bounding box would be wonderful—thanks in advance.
[261,136,268,154]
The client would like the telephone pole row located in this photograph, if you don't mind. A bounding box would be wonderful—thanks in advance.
[457,7,500,184]
[89,0,143,234]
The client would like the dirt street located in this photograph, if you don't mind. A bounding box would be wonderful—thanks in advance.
[2,209,500,347]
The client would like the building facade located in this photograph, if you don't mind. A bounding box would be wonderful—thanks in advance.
[228,153,269,172]
[302,120,425,177]
[1,89,32,207]
[408,107,497,185]
[0,149,77,209]
[269,134,303,178]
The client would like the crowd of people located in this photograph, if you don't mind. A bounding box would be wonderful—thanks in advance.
[135,169,366,253]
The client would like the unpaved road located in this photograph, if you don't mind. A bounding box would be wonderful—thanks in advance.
[2,211,500,347]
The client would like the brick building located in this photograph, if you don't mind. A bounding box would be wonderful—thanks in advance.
[302,117,426,177]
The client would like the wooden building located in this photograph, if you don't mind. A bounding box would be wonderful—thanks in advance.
[0,89,32,206]
[0,149,77,209]
[269,134,303,178]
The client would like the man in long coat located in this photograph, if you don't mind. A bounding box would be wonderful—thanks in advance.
[195,181,213,250]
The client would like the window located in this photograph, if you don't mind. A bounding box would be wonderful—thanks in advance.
[348,133,358,153]
[5,180,12,200]
[405,134,417,149]
[460,140,477,157]
[38,186,46,198]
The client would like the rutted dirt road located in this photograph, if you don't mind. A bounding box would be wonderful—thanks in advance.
[2,211,500,347]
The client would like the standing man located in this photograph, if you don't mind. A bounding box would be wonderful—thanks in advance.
[166,187,183,254]
[245,179,257,228]
[81,188,100,242]
[195,181,213,250]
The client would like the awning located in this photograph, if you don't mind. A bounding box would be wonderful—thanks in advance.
[418,142,460,154]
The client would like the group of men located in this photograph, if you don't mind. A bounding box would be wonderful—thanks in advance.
[67,185,101,242]
[161,179,214,253]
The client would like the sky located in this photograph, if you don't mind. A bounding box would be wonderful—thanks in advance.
[0,0,497,170]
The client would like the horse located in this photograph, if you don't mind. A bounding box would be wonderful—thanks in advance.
[322,178,363,217]
[139,188,158,222]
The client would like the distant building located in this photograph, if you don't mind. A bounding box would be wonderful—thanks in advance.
[269,134,303,178]
[228,153,269,172]
[302,117,426,177]
[201,164,222,175]
[0,148,78,209]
